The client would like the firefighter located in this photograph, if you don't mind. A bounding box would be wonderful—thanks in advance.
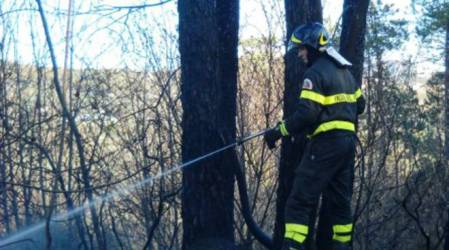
[264,23,365,250]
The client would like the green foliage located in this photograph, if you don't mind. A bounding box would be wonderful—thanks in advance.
[421,72,445,157]
[351,2,449,248]
[416,0,449,39]
[365,2,408,55]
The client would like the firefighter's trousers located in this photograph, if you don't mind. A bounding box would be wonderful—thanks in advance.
[284,131,356,246]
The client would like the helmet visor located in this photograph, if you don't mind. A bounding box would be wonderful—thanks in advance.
[287,32,304,53]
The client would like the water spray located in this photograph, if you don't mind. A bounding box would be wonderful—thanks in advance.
[0,129,269,248]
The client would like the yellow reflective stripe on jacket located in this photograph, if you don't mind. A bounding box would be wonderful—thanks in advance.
[279,121,289,136]
[312,121,355,136]
[333,234,351,243]
[300,90,325,104]
[285,223,308,243]
[333,224,353,233]
[300,88,362,105]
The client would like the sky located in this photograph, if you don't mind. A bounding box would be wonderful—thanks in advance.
[0,0,443,84]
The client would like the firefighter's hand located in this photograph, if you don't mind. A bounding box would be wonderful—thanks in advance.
[264,127,282,149]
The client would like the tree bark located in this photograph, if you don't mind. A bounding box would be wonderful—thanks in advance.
[339,0,370,85]
[179,0,239,249]
[275,1,322,249]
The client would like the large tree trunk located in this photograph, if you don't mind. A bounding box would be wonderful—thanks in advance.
[274,1,322,249]
[339,0,370,84]
[179,0,239,249]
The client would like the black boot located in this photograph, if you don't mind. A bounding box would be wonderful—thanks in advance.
[281,239,306,250]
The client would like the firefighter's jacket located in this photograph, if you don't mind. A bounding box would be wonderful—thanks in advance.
[280,55,365,137]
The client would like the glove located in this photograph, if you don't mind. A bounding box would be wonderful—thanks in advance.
[264,126,282,149]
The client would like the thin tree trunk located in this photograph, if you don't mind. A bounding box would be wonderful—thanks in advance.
[0,59,10,234]
[25,121,34,226]
[35,1,104,249]
[45,178,58,250]
[443,18,449,250]
[6,114,20,231]
[0,153,8,234]
[17,64,30,227]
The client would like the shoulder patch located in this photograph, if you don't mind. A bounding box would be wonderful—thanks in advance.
[302,78,313,90]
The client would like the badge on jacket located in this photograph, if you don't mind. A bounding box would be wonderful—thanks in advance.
[302,78,313,90]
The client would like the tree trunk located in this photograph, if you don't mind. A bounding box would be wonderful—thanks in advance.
[275,1,322,249]
[0,147,8,234]
[0,60,10,234]
[179,0,239,249]
[35,1,104,249]
[339,0,370,85]
[444,17,449,250]
[6,111,20,230]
